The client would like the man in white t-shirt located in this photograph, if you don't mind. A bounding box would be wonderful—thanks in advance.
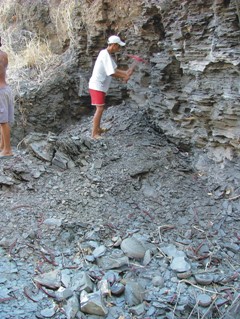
[89,35,133,139]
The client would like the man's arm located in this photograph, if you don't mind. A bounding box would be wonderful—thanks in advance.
[0,51,8,77]
[112,68,133,82]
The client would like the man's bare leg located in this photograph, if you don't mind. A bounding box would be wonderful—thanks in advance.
[0,127,3,150]
[92,104,104,139]
[0,123,13,156]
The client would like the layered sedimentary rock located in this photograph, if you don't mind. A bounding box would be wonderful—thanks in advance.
[143,0,240,156]
[2,0,239,156]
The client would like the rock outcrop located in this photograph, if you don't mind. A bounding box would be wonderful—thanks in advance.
[1,0,239,158]
[143,0,240,159]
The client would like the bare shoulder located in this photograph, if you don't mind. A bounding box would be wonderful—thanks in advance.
[0,50,8,58]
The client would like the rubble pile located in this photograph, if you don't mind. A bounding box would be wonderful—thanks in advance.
[0,104,239,319]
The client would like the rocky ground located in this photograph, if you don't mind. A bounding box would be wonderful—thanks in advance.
[0,102,239,319]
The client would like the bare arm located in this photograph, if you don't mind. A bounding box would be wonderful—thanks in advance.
[112,67,134,82]
[0,51,8,82]
[0,51,8,67]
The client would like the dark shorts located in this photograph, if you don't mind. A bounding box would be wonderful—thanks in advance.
[89,89,106,105]
[0,86,14,124]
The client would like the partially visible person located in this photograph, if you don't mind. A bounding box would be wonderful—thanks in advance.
[89,35,134,139]
[0,35,14,158]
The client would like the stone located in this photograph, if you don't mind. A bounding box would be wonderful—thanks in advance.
[92,245,107,258]
[29,140,53,162]
[71,272,94,293]
[61,270,71,288]
[40,307,56,318]
[93,159,103,169]
[194,274,214,285]
[104,271,118,285]
[112,236,122,247]
[152,275,164,288]
[121,237,147,259]
[143,249,152,266]
[52,150,75,169]
[85,255,95,262]
[110,282,125,296]
[0,287,11,299]
[0,175,15,186]
[64,294,80,319]
[177,271,192,279]
[80,291,108,316]
[197,294,212,307]
[97,254,129,270]
[97,279,110,296]
[170,257,191,273]
[161,244,186,258]
[55,287,73,301]
[34,270,61,289]
[129,303,145,315]
[124,281,145,306]
[0,238,15,249]
[0,276,7,284]
[223,243,239,254]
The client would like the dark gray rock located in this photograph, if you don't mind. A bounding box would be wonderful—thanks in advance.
[120,236,147,259]
[170,257,191,273]
[71,272,94,293]
[40,307,56,318]
[97,254,129,270]
[194,273,214,286]
[110,282,125,296]
[80,291,108,316]
[64,294,80,319]
[124,281,145,306]
[152,275,164,288]
[34,270,61,289]
[196,294,212,307]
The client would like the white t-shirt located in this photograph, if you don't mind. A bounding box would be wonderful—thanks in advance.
[89,49,117,93]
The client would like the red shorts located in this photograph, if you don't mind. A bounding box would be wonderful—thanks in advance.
[89,89,106,105]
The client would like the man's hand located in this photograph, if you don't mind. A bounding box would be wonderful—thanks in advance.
[113,68,134,83]
[123,66,135,82]
[127,67,134,77]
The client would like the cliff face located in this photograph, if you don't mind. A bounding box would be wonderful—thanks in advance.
[2,0,240,159]
[142,0,240,159]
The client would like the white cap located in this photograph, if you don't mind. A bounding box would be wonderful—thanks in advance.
[107,35,126,46]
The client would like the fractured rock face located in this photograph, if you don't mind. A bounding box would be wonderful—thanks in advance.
[143,0,240,155]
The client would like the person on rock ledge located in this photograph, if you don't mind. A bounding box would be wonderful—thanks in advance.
[0,36,14,159]
[89,35,134,139]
